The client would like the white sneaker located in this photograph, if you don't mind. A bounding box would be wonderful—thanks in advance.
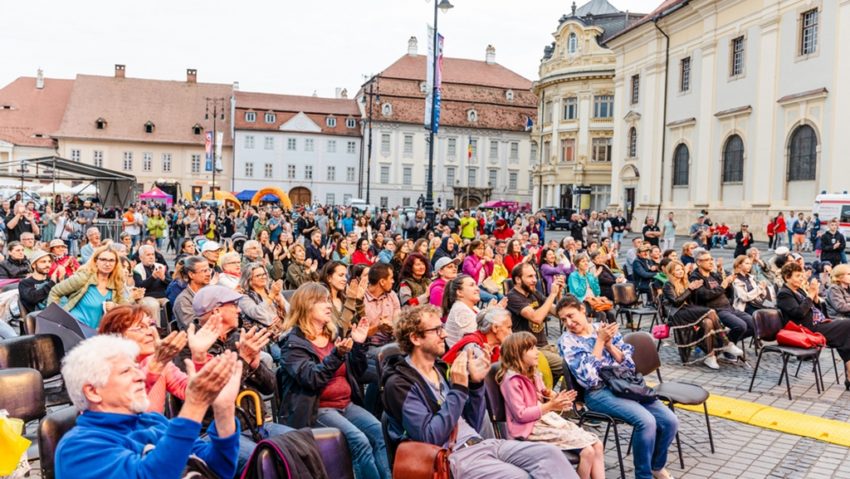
[652,468,675,479]
[704,355,720,370]
[723,343,744,357]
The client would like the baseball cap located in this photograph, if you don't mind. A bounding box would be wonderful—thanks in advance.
[48,239,67,249]
[192,285,243,316]
[201,241,223,253]
[434,256,461,272]
[29,250,53,269]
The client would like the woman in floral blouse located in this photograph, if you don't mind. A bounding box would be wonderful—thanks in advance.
[556,295,678,479]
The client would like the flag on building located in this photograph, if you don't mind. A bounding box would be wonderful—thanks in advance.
[204,131,213,172]
[525,116,533,131]
[424,26,444,133]
[467,136,474,162]
[215,131,224,172]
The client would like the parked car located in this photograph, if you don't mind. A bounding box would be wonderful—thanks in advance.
[537,207,573,231]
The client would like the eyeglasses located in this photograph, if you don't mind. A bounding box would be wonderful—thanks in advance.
[253,272,268,279]
[420,325,446,336]
[698,257,714,262]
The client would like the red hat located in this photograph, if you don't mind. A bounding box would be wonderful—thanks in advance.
[496,218,507,227]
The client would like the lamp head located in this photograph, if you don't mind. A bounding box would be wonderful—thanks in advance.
[438,0,453,13]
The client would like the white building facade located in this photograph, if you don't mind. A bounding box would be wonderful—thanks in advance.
[233,92,361,206]
[606,0,850,236]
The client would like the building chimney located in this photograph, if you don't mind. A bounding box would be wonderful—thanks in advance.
[408,36,418,56]
[485,45,496,64]
[114,64,126,78]
[340,88,348,99]
[186,69,197,84]
[36,69,44,89]
[335,87,342,98]
[232,81,240,91]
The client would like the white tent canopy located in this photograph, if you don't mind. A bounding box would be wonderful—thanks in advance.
[36,182,76,194]
[72,184,98,195]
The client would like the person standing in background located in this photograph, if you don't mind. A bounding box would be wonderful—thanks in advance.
[661,212,677,251]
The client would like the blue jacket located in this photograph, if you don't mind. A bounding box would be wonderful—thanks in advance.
[381,353,486,448]
[632,257,657,293]
[55,411,239,479]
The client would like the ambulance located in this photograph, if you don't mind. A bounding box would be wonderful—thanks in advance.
[812,194,850,238]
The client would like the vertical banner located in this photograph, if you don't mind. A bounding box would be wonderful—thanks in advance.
[424,26,445,133]
[204,131,213,172]
[215,131,224,172]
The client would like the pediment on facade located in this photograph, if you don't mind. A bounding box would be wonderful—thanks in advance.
[667,117,696,128]
[0,139,14,149]
[714,106,752,119]
[279,112,322,133]
[623,111,641,123]
[777,87,828,106]
[619,163,640,180]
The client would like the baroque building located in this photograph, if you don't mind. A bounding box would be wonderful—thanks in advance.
[606,0,849,236]
[532,0,643,213]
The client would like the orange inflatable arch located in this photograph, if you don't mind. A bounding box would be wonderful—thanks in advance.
[250,187,293,209]
[201,191,241,210]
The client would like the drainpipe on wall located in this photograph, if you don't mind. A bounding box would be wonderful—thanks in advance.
[652,19,670,225]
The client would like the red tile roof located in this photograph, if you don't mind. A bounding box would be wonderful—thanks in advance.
[55,74,234,146]
[235,91,359,116]
[380,54,533,90]
[0,76,74,147]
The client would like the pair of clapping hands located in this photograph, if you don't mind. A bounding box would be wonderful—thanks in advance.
[333,320,370,356]
[449,349,491,388]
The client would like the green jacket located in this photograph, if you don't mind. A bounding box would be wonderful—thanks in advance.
[47,268,128,312]
[147,216,167,239]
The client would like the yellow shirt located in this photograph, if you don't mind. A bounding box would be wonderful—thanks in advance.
[460,217,477,239]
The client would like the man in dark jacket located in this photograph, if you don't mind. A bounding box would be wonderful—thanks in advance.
[18,250,55,313]
[819,219,846,266]
[133,245,169,299]
[689,250,752,354]
[631,245,658,296]
[734,224,754,258]
[382,304,575,478]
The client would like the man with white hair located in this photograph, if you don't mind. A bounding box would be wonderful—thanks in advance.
[442,307,513,365]
[133,244,169,299]
[55,335,242,479]
[80,227,102,264]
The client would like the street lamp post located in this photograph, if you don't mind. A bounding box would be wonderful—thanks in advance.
[205,97,226,202]
[424,0,453,227]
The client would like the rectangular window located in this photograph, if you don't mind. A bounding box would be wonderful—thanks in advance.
[403,135,413,157]
[327,140,336,153]
[801,9,818,55]
[380,165,390,183]
[591,137,612,162]
[327,166,336,181]
[347,141,356,154]
[543,141,551,163]
[305,138,314,152]
[326,193,335,205]
[424,166,431,184]
[287,138,296,151]
[446,167,456,186]
[191,154,201,173]
[264,163,273,178]
[245,162,254,177]
[142,152,152,172]
[245,135,255,149]
[731,36,745,77]
[509,172,518,190]
[446,199,454,209]
[122,151,133,171]
[380,197,388,209]
[93,150,103,168]
[161,153,172,172]
[544,100,553,124]
[346,167,356,182]
[381,133,391,154]
[489,140,498,159]
[562,97,577,120]
[467,168,477,186]
[530,142,538,161]
[447,138,457,157]
[343,194,352,205]
[304,165,313,179]
[630,75,640,104]
[528,175,534,192]
[402,166,412,186]
[245,112,256,122]
[469,138,478,158]
[509,142,519,161]
[593,95,614,118]
[561,138,575,162]
[71,149,81,162]
[402,197,410,207]
[680,57,691,92]
[488,169,498,188]
[264,137,274,150]
[264,112,276,124]
[287,164,296,179]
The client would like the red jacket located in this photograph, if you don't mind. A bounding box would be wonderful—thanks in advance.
[493,226,515,240]
[442,330,500,364]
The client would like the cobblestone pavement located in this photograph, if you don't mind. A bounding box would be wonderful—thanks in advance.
[545,233,850,478]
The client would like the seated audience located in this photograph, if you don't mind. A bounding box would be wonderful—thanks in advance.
[18,250,56,313]
[0,241,30,279]
[443,307,512,364]
[826,264,850,319]
[429,256,459,309]
[444,275,482,347]
[173,256,211,330]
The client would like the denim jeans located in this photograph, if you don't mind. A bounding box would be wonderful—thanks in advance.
[478,286,503,305]
[585,388,678,479]
[316,403,391,479]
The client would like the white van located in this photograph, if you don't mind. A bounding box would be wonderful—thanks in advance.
[812,194,850,237]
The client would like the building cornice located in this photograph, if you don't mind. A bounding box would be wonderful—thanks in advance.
[777,87,828,106]
[666,117,696,127]
[714,105,752,119]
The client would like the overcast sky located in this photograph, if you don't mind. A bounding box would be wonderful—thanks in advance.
[3,0,660,97]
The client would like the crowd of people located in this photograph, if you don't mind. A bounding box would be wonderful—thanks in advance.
[2,195,849,479]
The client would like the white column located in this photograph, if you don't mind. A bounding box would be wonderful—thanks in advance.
[828,0,850,194]
[694,45,717,206]
[753,18,780,205]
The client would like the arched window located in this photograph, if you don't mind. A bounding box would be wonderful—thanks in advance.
[788,125,817,181]
[722,134,744,183]
[628,127,637,158]
[568,33,578,54]
[672,143,689,186]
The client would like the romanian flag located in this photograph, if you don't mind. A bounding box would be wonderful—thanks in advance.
[467,137,473,162]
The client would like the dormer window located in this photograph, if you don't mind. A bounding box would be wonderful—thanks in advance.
[381,103,393,117]
[506,90,515,101]
[326,117,337,127]
[264,112,276,124]
[346,118,356,128]
[420,82,428,94]
[467,109,478,123]
[95,118,107,129]
[192,123,203,135]
[245,111,256,122]
[568,33,578,54]
[144,121,155,134]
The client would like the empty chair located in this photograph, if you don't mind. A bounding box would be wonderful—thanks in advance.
[0,368,46,460]
[612,283,658,331]
[0,334,70,406]
[38,407,79,479]
[748,309,824,400]
[312,427,354,479]
[624,331,714,469]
